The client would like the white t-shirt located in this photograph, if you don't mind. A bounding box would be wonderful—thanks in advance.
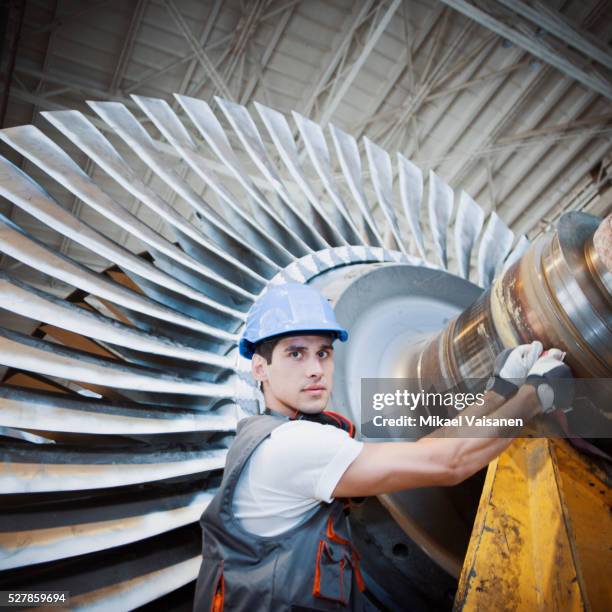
[232,419,364,537]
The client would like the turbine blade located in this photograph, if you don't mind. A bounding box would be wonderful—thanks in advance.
[292,111,364,245]
[502,234,530,274]
[477,212,514,287]
[428,170,454,269]
[255,100,348,247]
[397,153,426,260]
[328,124,384,247]
[214,96,330,251]
[364,137,407,254]
[454,190,485,279]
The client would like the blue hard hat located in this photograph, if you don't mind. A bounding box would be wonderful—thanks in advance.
[239,283,348,359]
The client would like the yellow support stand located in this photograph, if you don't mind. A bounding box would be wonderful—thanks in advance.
[455,438,611,610]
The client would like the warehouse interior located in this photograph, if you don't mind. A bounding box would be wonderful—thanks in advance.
[0,0,611,610]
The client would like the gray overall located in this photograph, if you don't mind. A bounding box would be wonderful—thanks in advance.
[193,413,369,611]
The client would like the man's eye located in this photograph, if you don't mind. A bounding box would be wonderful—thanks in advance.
[290,351,301,359]
[318,350,329,358]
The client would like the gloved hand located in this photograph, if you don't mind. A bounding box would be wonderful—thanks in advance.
[525,349,574,413]
[485,341,543,399]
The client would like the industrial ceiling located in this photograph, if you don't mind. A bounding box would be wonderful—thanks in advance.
[1,0,611,293]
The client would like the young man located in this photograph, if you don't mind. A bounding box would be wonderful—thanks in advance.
[194,283,572,611]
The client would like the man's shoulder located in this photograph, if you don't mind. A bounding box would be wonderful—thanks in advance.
[268,419,353,448]
[235,414,326,437]
[235,414,355,451]
[226,415,284,469]
[236,414,283,436]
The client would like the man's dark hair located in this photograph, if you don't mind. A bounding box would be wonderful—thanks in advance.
[253,332,336,365]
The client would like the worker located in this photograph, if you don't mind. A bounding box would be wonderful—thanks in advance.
[194,282,572,611]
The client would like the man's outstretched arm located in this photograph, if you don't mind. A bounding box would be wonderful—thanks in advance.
[332,384,540,497]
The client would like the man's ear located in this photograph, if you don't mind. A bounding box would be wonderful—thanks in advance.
[251,353,269,384]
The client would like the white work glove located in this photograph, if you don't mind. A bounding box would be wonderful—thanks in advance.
[526,349,574,413]
[485,341,543,399]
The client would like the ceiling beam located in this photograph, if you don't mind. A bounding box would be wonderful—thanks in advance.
[124,50,197,95]
[513,139,612,236]
[28,0,112,34]
[109,0,148,94]
[424,58,528,102]
[299,0,376,118]
[121,1,299,95]
[240,2,297,106]
[522,155,611,235]
[420,122,612,169]
[220,0,267,92]
[439,0,612,100]
[379,14,476,150]
[316,0,402,127]
[162,0,235,101]
[15,61,142,109]
[494,88,602,219]
[497,111,612,145]
[440,59,550,186]
[365,29,522,222]
[350,2,447,141]
[179,0,223,97]
[447,8,612,192]
[496,0,612,71]
[172,0,267,102]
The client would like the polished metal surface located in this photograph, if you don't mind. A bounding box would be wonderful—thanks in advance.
[402,212,611,406]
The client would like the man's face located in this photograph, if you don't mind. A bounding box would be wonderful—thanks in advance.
[252,334,335,415]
